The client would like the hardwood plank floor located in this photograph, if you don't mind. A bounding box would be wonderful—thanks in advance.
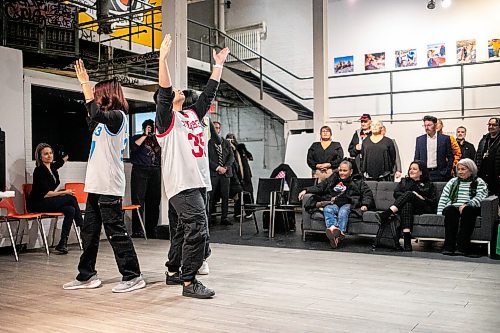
[1,239,499,332]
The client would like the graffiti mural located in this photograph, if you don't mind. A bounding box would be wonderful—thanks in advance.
[4,0,77,29]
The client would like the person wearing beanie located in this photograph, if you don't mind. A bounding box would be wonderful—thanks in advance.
[437,158,488,256]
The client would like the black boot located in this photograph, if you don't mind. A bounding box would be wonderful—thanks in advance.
[55,236,68,254]
[403,232,412,252]
[376,209,393,225]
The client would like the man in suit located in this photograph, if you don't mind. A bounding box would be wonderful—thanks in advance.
[208,121,235,225]
[414,115,454,182]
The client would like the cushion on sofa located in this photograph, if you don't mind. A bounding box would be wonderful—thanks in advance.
[373,182,398,210]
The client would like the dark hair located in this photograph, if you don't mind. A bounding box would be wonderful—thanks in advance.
[94,78,128,113]
[213,121,221,127]
[457,126,466,132]
[34,143,53,167]
[489,117,500,125]
[226,133,238,145]
[320,125,332,134]
[153,89,159,104]
[182,89,199,109]
[142,119,154,131]
[408,160,430,182]
[423,115,437,124]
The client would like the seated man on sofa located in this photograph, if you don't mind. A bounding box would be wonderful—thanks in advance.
[299,160,374,248]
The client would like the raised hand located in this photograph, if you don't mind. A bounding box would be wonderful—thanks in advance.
[74,59,89,84]
[160,34,172,61]
[213,47,230,65]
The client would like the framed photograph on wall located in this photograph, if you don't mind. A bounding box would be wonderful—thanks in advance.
[334,55,354,74]
[427,43,446,67]
[488,39,500,59]
[456,39,476,63]
[395,49,417,68]
[365,52,385,71]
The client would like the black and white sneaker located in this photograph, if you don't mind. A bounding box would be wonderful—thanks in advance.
[165,271,183,285]
[182,279,215,299]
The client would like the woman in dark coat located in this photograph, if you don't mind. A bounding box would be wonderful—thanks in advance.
[29,143,83,254]
[299,160,374,248]
[376,160,437,251]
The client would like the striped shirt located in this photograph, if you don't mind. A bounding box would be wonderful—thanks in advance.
[437,177,488,214]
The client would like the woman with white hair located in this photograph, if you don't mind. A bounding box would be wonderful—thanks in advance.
[437,158,488,256]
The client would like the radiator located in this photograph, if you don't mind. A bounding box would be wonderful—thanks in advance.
[226,29,261,61]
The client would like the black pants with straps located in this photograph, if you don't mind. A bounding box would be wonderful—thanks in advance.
[76,193,142,282]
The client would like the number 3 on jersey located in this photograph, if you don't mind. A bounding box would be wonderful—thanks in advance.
[188,132,205,157]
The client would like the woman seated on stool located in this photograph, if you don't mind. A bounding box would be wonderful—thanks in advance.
[376,160,437,251]
[28,143,83,254]
[437,158,488,256]
[299,160,373,248]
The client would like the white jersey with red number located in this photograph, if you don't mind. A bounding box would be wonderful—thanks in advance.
[157,109,211,199]
[84,111,128,196]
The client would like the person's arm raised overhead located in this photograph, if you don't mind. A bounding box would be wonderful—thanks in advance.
[156,34,174,135]
[158,34,172,89]
[193,47,230,120]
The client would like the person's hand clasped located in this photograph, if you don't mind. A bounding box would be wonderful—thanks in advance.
[298,190,306,201]
[360,205,368,212]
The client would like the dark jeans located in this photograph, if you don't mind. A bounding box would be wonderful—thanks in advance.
[76,193,141,282]
[209,175,230,222]
[166,188,208,282]
[393,191,434,230]
[443,205,481,252]
[131,166,161,238]
[32,195,83,239]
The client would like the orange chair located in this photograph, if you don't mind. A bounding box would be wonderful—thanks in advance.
[122,204,147,240]
[64,182,87,214]
[23,183,82,252]
[0,196,45,260]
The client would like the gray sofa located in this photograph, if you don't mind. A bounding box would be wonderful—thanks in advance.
[301,181,499,255]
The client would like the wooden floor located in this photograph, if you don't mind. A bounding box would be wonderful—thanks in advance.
[1,239,499,333]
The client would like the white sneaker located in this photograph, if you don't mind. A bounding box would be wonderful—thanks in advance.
[112,275,146,293]
[63,275,101,290]
[197,260,209,275]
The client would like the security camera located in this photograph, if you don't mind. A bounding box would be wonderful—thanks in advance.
[226,0,231,9]
[427,0,436,9]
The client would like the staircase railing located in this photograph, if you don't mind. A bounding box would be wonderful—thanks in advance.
[188,19,313,103]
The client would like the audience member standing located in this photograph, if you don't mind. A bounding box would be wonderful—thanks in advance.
[455,126,476,160]
[475,117,500,197]
[208,121,234,225]
[130,119,161,238]
[226,133,254,218]
[63,60,145,293]
[381,125,402,180]
[307,125,344,182]
[361,120,396,181]
[414,115,454,182]
[437,119,462,173]
[29,143,83,254]
[348,114,372,174]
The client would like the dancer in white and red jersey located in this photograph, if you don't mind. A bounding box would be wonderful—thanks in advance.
[155,34,229,299]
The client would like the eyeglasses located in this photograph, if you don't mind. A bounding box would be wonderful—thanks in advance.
[487,123,499,127]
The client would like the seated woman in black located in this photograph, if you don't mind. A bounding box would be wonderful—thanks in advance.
[376,160,437,251]
[29,143,83,254]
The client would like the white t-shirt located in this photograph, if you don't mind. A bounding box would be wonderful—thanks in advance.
[84,111,128,196]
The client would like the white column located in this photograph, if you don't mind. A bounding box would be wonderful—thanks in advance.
[312,0,329,135]
[162,0,188,89]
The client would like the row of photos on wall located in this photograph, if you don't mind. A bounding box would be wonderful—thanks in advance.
[333,39,500,74]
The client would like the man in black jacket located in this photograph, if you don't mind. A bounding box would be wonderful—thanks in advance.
[348,114,372,175]
[476,117,500,197]
[208,121,235,225]
[456,126,476,160]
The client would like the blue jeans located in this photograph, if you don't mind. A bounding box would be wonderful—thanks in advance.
[324,204,351,233]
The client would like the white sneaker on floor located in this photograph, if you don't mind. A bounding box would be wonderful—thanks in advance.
[63,275,101,290]
[112,275,146,293]
[198,260,209,275]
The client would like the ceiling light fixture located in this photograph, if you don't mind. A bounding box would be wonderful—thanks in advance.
[427,0,436,10]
